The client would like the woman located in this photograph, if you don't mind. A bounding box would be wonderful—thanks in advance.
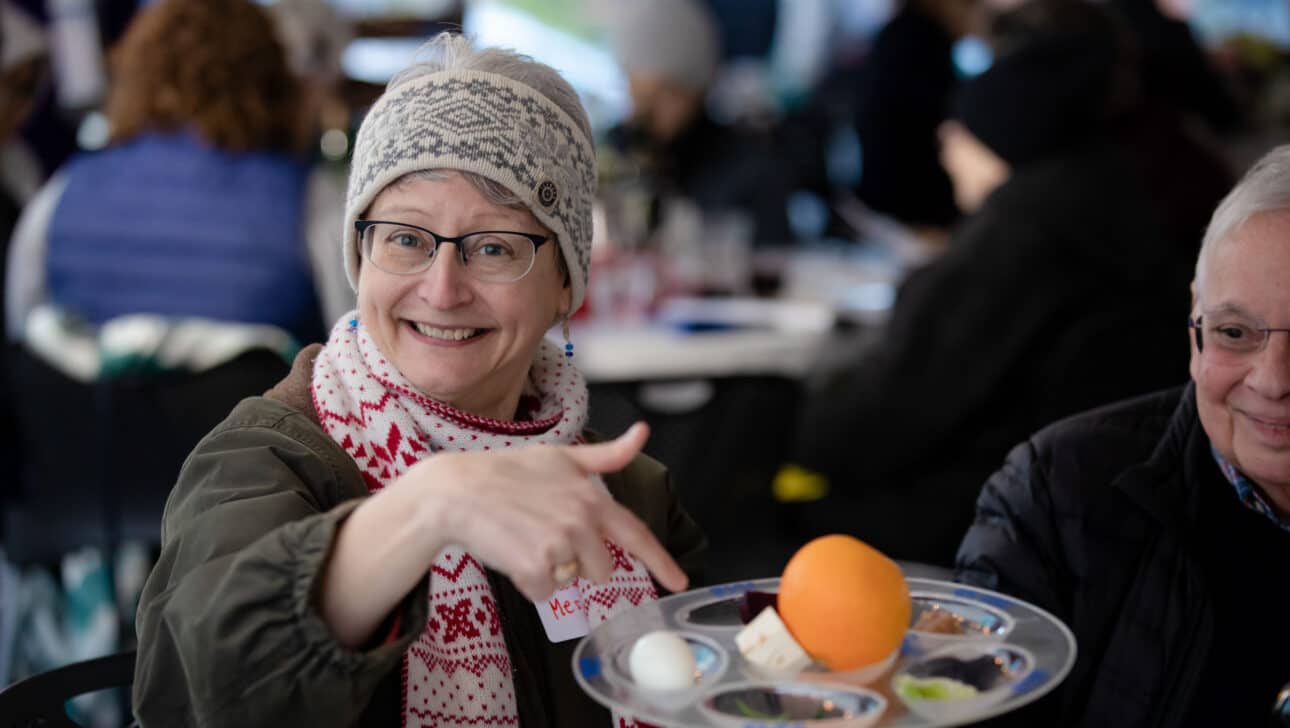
[131,32,705,728]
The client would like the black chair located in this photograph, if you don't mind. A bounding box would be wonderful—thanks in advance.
[0,651,136,728]
[3,346,289,565]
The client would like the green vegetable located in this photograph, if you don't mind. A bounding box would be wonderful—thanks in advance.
[894,674,979,701]
[734,697,788,719]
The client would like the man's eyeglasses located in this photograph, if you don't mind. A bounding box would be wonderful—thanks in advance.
[356,220,550,284]
[1189,314,1290,356]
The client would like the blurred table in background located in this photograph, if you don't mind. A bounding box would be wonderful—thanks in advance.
[574,242,912,582]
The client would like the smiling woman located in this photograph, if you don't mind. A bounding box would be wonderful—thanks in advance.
[131,33,706,728]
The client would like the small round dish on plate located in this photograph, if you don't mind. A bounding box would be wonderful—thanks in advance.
[892,643,1035,722]
[698,680,887,728]
[904,592,1014,656]
[602,631,729,711]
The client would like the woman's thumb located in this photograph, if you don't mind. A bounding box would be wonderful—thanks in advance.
[567,422,650,474]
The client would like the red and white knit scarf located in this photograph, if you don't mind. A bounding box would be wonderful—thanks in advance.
[311,316,658,727]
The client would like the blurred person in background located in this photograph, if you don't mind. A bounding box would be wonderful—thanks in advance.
[788,0,1231,566]
[6,0,333,365]
[1110,0,1246,137]
[956,143,1290,728]
[851,0,982,236]
[0,0,347,596]
[132,33,704,727]
[0,1,46,246]
[0,0,47,542]
[266,0,356,323]
[599,0,798,247]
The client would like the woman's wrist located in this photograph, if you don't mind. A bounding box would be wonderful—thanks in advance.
[402,454,460,556]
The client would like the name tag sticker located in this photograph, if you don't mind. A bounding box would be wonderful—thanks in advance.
[535,583,590,642]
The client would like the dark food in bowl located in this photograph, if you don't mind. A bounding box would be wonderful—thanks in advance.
[906,652,1025,692]
[913,608,968,635]
[737,590,780,625]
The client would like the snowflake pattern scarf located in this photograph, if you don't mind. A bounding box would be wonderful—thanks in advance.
[311,315,658,727]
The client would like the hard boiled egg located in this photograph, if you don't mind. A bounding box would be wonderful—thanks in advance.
[628,630,697,691]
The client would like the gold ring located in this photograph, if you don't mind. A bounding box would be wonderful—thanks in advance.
[552,559,580,584]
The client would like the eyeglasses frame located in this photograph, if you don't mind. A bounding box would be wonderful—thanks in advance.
[355,219,551,282]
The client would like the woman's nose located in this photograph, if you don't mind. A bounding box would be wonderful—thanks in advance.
[416,243,475,307]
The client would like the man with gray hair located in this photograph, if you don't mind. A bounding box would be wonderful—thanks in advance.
[955,145,1290,726]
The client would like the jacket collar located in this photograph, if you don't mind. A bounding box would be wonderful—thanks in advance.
[1109,382,1215,535]
[263,343,323,426]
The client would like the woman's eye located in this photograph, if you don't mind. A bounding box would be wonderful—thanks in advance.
[391,233,421,248]
[479,243,507,257]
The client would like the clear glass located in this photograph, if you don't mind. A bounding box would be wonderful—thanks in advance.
[357,220,548,283]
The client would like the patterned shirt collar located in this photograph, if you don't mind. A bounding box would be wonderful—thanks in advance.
[1210,446,1290,533]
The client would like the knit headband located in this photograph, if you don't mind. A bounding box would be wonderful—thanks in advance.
[344,69,597,311]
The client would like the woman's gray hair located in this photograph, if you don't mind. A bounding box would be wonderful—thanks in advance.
[1197,145,1290,294]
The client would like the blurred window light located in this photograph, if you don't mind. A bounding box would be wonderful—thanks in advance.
[324,0,458,17]
[1188,0,1290,47]
[951,35,993,78]
[462,0,628,133]
[786,190,829,241]
[341,36,426,84]
[829,0,895,41]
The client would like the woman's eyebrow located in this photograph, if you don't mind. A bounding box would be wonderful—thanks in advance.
[365,206,529,229]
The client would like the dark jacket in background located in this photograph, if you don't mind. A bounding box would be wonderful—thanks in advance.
[852,5,959,228]
[955,385,1290,727]
[132,346,707,727]
[792,127,1225,566]
[1113,0,1245,135]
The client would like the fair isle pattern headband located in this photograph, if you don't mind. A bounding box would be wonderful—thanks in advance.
[343,69,597,310]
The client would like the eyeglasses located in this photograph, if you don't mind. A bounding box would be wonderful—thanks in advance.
[1189,314,1290,356]
[356,220,550,283]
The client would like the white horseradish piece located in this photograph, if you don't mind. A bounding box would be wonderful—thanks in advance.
[736,606,814,674]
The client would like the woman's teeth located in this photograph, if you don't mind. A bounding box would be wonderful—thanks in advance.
[411,322,479,340]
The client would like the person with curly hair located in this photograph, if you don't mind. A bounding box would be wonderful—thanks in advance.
[6,0,343,360]
[0,0,353,569]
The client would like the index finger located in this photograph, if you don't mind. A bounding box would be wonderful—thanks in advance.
[596,499,689,594]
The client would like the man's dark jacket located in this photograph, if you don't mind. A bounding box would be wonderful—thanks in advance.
[956,384,1286,726]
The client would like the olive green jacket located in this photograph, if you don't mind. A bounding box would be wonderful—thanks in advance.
[132,346,707,727]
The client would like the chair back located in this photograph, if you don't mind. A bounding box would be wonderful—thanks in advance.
[0,651,136,728]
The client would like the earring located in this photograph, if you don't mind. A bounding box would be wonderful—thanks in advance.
[562,319,574,359]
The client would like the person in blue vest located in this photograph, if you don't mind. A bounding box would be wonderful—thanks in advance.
[5,0,337,359]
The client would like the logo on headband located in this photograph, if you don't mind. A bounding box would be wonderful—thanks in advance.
[537,179,560,208]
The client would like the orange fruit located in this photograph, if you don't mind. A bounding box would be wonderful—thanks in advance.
[777,534,910,671]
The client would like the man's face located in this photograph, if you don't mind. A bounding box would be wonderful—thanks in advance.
[1191,207,1290,510]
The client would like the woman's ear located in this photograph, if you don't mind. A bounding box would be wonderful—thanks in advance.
[557,281,572,323]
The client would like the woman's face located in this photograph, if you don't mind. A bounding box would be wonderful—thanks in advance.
[357,173,571,420]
